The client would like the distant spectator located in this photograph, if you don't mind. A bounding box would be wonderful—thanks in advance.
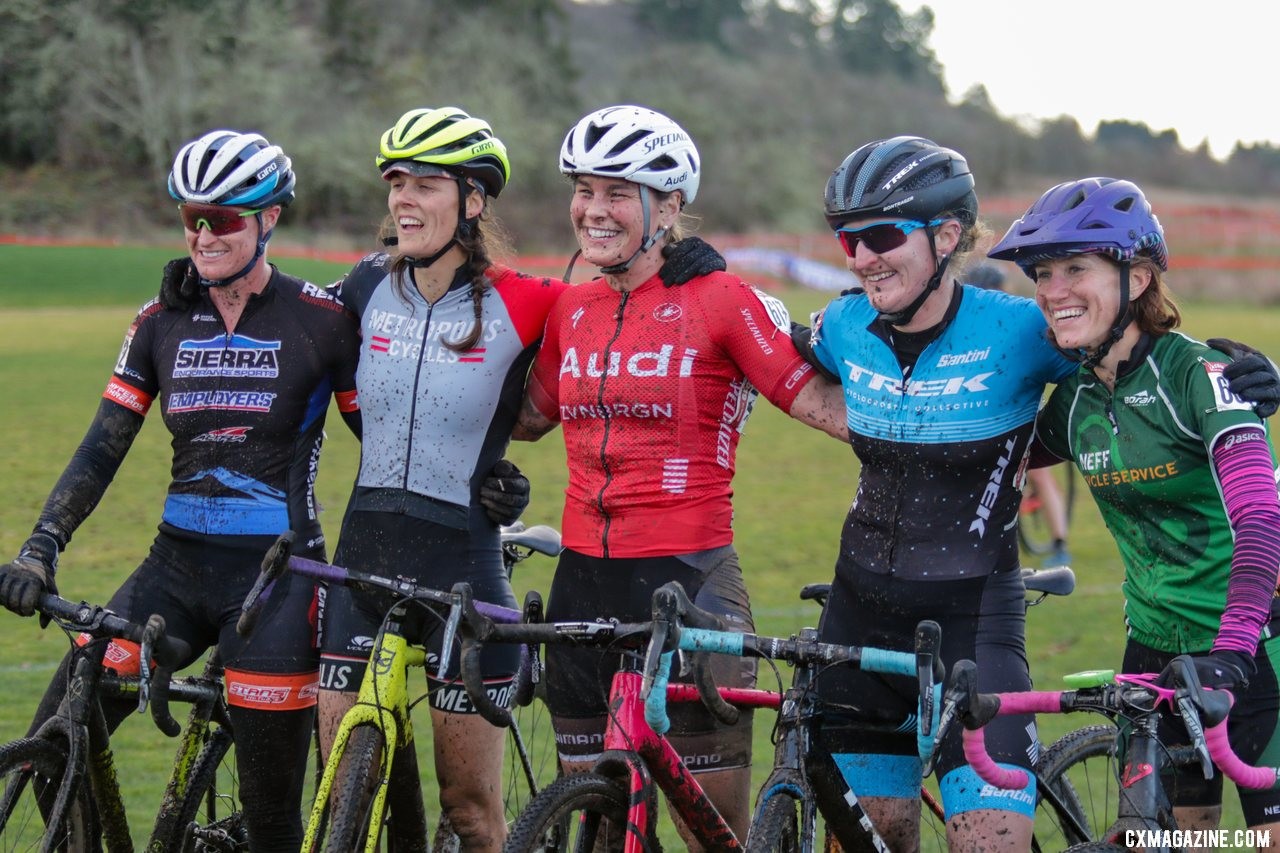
[966,262,1008,291]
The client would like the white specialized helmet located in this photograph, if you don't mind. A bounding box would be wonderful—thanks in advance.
[559,105,700,205]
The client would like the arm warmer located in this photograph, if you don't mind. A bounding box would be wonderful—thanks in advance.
[1211,426,1280,656]
[33,399,145,550]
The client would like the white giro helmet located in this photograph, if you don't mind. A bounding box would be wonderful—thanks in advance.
[559,105,700,205]
[168,130,295,208]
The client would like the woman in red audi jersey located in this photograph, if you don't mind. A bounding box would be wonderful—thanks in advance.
[0,131,361,852]
[514,105,847,845]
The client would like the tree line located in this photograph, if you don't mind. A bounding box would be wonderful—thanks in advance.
[4,0,1279,251]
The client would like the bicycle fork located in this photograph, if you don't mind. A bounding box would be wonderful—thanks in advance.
[598,669,740,852]
[303,630,425,853]
[1107,716,1176,850]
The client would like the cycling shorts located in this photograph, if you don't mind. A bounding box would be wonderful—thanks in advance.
[316,509,519,715]
[543,547,756,772]
[89,529,320,711]
[1122,625,1280,827]
[816,565,1037,818]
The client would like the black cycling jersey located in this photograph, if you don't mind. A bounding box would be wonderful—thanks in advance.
[71,267,361,549]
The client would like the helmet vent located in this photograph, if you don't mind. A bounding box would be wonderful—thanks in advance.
[643,154,678,173]
[606,130,649,158]
[584,123,614,150]
[1113,196,1135,212]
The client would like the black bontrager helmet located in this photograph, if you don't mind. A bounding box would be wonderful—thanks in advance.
[823,136,978,325]
[824,135,977,229]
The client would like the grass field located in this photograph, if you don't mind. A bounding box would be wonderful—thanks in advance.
[1,242,1277,847]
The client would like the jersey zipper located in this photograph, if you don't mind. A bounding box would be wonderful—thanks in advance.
[401,299,436,506]
[595,289,630,558]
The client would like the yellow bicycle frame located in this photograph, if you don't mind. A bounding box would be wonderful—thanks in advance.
[302,626,427,852]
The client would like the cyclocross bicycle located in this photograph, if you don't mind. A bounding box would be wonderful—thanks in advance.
[453,579,942,851]
[789,565,1084,852]
[239,528,556,853]
[949,655,1279,852]
[0,592,245,852]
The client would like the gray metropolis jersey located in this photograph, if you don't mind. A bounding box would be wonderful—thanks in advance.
[335,253,565,513]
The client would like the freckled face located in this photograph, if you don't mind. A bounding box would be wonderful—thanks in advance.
[569,176,650,269]
[1032,254,1128,351]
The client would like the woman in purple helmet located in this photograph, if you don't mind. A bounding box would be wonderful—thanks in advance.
[991,177,1280,846]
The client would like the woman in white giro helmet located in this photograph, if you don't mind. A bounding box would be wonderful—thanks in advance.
[515,106,848,849]
[1,130,361,852]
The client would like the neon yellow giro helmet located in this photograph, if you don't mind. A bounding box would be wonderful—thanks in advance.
[376,107,510,198]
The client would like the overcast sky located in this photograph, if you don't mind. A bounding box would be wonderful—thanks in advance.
[899,0,1275,159]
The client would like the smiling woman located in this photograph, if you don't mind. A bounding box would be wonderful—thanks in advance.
[513,104,850,848]
[991,176,1280,847]
[0,129,361,852]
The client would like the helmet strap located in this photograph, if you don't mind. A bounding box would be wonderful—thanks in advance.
[409,177,475,270]
[600,187,668,276]
[199,213,271,289]
[1079,261,1132,369]
[878,226,953,326]
[562,250,583,282]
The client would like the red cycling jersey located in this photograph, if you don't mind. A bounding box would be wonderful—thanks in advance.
[527,271,817,557]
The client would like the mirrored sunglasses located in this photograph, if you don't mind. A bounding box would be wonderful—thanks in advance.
[835,218,944,257]
[178,203,260,236]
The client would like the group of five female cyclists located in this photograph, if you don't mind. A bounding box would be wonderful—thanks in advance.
[4,103,1279,852]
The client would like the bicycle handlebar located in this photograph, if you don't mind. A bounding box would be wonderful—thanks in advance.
[951,657,1280,792]
[34,592,190,736]
[239,532,525,677]
[451,578,941,759]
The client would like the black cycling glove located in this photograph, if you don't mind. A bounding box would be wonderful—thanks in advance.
[159,257,201,311]
[0,532,59,618]
[479,459,531,526]
[1207,337,1280,419]
[789,322,841,383]
[659,237,726,287]
[1157,650,1254,694]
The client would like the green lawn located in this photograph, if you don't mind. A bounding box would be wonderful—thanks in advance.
[1,244,1276,847]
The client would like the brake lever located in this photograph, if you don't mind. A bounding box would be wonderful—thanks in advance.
[138,615,161,714]
[1170,656,1215,779]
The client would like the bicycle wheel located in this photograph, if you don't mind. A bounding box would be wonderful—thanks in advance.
[171,727,248,852]
[504,772,649,852]
[504,690,560,820]
[323,725,387,853]
[745,791,800,851]
[1033,725,1117,848]
[920,784,947,851]
[0,736,98,851]
[1018,464,1076,556]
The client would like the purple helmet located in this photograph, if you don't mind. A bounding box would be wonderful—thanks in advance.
[988,178,1167,276]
